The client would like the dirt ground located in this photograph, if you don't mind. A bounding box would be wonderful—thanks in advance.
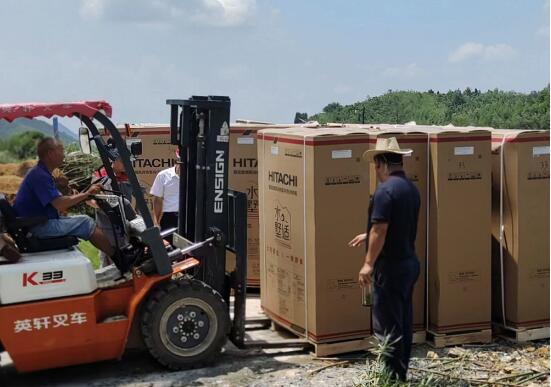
[1,296,549,387]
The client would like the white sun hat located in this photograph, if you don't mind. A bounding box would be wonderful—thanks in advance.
[362,136,413,162]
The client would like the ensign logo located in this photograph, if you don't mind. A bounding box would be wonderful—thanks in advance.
[22,271,66,287]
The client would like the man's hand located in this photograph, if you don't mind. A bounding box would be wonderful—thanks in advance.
[348,233,367,247]
[52,184,104,213]
[86,184,103,197]
[358,262,373,288]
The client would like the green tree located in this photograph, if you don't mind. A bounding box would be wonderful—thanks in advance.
[309,86,549,129]
[294,112,308,123]
[8,131,45,160]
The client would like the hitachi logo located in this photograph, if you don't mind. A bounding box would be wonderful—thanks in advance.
[214,150,225,213]
[268,171,298,187]
[233,158,257,168]
[133,158,175,168]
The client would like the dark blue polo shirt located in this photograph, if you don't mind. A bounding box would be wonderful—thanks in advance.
[367,170,420,261]
[14,161,60,219]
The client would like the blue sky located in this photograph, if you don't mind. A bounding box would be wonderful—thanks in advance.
[0,0,548,126]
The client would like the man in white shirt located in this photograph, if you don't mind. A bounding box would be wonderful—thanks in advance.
[150,154,180,244]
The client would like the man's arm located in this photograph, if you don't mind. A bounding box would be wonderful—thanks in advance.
[50,184,102,213]
[152,196,163,226]
[358,223,388,287]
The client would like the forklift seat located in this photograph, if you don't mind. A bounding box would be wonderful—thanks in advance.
[0,196,78,253]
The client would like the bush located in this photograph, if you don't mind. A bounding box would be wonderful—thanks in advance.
[0,150,17,164]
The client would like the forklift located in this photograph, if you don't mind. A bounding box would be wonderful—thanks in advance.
[0,97,305,374]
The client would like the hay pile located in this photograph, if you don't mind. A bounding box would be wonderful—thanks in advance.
[58,152,102,192]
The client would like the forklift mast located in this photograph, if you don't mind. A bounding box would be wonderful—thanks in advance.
[167,97,248,345]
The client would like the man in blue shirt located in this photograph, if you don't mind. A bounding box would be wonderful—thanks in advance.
[349,137,421,382]
[14,137,115,260]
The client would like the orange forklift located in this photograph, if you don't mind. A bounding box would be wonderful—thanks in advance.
[0,97,255,373]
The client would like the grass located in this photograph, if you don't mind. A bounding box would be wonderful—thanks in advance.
[77,240,100,269]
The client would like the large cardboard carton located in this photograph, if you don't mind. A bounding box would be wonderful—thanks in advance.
[366,129,428,333]
[491,129,550,329]
[427,129,492,333]
[258,128,372,343]
[226,123,294,287]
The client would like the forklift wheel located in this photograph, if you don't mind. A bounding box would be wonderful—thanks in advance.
[141,279,230,369]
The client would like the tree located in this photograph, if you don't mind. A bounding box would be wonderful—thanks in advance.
[7,131,45,160]
[308,86,549,129]
[294,112,308,123]
[322,102,342,113]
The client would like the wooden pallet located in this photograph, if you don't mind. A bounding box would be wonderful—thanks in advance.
[412,330,426,344]
[313,336,377,357]
[427,329,492,348]
[271,319,376,357]
[493,324,549,342]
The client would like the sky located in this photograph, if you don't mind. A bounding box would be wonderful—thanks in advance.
[0,0,549,128]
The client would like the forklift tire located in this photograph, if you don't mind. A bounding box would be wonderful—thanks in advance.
[141,279,230,370]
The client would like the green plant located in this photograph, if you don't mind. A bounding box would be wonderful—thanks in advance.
[354,336,406,387]
[77,240,100,269]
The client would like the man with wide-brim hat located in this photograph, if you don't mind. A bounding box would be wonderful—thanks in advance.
[349,136,420,382]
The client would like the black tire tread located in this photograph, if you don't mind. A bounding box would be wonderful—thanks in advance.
[141,278,230,370]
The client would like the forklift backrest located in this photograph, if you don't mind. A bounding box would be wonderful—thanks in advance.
[0,195,78,253]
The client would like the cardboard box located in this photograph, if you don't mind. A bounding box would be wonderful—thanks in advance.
[226,124,294,287]
[366,130,428,333]
[491,129,550,329]
[427,129,492,333]
[258,128,372,343]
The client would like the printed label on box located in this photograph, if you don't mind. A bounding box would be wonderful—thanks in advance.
[448,271,479,283]
[533,146,550,157]
[237,137,255,145]
[332,149,352,159]
[285,149,303,158]
[530,268,550,279]
[293,274,305,303]
[324,175,361,186]
[271,145,279,155]
[327,278,358,290]
[454,146,474,156]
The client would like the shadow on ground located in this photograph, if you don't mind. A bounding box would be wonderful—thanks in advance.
[1,344,311,387]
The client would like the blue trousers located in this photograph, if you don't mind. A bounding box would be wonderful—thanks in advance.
[372,257,420,381]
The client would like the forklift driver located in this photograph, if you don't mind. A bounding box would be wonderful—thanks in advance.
[13,137,119,264]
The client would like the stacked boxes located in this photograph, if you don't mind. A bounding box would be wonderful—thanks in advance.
[491,129,550,329]
[258,128,372,343]
[427,129,492,334]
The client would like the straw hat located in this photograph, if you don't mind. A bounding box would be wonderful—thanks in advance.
[362,137,413,162]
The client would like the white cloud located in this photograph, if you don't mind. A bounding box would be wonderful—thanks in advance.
[382,63,422,78]
[80,0,257,27]
[448,42,516,63]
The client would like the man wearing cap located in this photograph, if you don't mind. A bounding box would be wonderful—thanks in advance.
[14,137,115,261]
[349,137,420,381]
[150,150,180,244]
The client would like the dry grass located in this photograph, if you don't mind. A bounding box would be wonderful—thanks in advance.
[0,160,35,177]
[0,175,23,195]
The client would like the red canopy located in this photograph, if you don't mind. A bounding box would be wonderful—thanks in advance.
[0,101,112,123]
